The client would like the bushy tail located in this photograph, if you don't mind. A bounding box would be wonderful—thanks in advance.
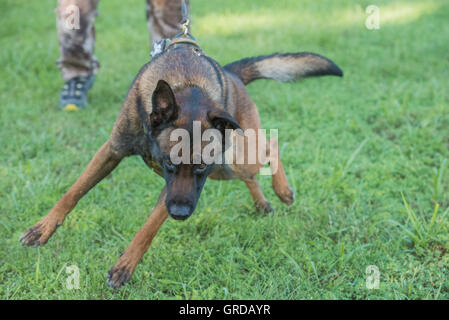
[224,52,343,85]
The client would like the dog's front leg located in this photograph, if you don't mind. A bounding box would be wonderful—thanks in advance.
[20,140,123,246]
[108,188,168,289]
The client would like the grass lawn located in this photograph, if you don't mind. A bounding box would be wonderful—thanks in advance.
[1,0,449,299]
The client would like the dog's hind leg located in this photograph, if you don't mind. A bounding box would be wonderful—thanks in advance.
[20,140,123,246]
[267,138,294,205]
[108,188,168,289]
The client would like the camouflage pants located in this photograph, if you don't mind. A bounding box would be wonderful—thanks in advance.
[56,0,188,81]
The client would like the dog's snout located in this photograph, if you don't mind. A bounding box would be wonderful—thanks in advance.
[167,203,193,220]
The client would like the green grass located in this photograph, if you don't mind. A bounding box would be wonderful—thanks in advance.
[1,0,449,299]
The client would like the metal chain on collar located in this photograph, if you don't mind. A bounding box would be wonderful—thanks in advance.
[180,0,190,36]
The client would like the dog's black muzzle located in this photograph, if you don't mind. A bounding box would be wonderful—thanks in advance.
[167,203,194,220]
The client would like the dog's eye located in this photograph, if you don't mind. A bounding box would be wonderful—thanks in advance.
[195,163,207,173]
[164,159,175,171]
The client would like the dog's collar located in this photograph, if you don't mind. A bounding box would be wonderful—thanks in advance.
[150,35,201,58]
[167,37,200,49]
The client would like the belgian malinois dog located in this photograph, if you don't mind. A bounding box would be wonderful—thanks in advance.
[20,15,342,289]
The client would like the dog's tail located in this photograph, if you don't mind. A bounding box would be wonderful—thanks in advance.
[223,52,343,85]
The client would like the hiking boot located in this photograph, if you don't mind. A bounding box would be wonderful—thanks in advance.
[59,75,95,111]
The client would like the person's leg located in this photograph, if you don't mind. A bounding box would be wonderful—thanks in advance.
[145,0,189,43]
[56,0,99,110]
[56,0,99,81]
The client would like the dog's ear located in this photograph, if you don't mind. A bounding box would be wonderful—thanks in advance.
[150,80,178,128]
[208,110,242,137]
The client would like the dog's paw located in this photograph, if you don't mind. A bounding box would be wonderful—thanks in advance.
[20,219,57,246]
[256,201,274,214]
[107,260,134,290]
[276,187,294,206]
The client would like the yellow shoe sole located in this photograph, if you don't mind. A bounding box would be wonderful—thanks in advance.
[63,104,80,111]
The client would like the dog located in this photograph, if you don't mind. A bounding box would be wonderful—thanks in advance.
[20,26,342,289]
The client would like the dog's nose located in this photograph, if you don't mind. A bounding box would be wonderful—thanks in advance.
[168,204,192,220]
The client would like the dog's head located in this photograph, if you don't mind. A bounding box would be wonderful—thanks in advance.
[147,80,241,220]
